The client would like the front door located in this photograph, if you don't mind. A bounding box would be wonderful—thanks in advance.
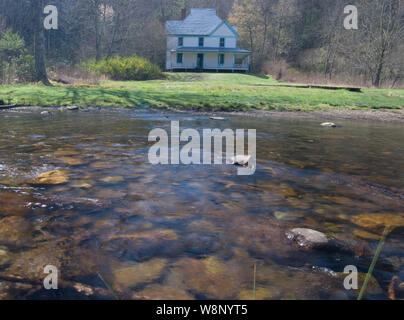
[197,54,204,69]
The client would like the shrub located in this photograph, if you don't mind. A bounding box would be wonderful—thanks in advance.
[0,29,25,58]
[84,55,162,81]
[0,29,34,84]
[15,54,35,82]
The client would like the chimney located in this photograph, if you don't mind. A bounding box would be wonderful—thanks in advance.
[181,9,187,20]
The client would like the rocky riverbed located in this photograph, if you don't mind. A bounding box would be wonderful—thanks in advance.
[0,107,403,299]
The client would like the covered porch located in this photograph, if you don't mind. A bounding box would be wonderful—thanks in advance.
[169,47,251,72]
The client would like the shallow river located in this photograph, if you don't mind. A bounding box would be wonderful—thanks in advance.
[0,107,403,300]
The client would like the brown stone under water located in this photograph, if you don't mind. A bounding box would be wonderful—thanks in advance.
[32,170,70,185]
[0,192,34,216]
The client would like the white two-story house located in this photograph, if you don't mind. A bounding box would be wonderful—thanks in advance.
[166,9,251,72]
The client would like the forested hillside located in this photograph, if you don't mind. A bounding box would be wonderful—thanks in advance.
[0,0,403,87]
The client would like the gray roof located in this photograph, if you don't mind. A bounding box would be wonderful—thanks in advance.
[166,9,224,36]
[172,47,251,54]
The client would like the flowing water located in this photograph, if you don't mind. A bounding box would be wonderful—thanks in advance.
[0,107,403,300]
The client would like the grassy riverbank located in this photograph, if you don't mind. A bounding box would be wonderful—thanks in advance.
[1,73,403,112]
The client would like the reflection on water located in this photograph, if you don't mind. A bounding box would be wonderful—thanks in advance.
[0,107,403,300]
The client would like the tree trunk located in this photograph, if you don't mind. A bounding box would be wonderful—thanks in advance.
[391,75,400,88]
[249,29,255,72]
[93,0,102,62]
[373,46,386,87]
[32,0,50,85]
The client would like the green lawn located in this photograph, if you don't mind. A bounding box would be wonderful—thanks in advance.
[1,73,403,112]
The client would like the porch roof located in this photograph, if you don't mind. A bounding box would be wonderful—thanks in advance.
[172,47,251,54]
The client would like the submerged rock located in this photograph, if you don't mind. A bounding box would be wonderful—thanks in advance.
[170,256,241,299]
[0,216,33,245]
[95,188,127,199]
[286,228,329,249]
[238,286,281,300]
[336,272,383,296]
[57,157,85,166]
[0,192,34,215]
[0,245,11,266]
[32,170,69,185]
[386,256,404,271]
[0,177,19,187]
[71,181,93,189]
[44,195,109,209]
[274,211,302,222]
[231,155,251,166]
[90,161,115,169]
[124,229,178,241]
[321,122,337,127]
[54,149,80,156]
[5,242,66,281]
[0,281,38,300]
[286,227,371,260]
[5,242,99,283]
[247,263,345,300]
[210,116,226,121]
[100,176,124,184]
[112,258,167,291]
[132,284,194,300]
[353,229,381,240]
[350,213,404,231]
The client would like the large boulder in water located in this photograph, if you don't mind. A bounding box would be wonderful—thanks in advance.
[286,228,329,249]
[285,227,373,261]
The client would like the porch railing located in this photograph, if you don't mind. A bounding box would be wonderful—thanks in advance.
[170,63,249,70]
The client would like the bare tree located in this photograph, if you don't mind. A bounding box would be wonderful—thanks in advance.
[356,0,403,87]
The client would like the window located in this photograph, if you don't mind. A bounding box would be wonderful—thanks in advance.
[235,56,244,65]
[178,37,183,46]
[177,53,183,64]
[199,37,204,47]
[218,54,225,65]
[220,38,225,47]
